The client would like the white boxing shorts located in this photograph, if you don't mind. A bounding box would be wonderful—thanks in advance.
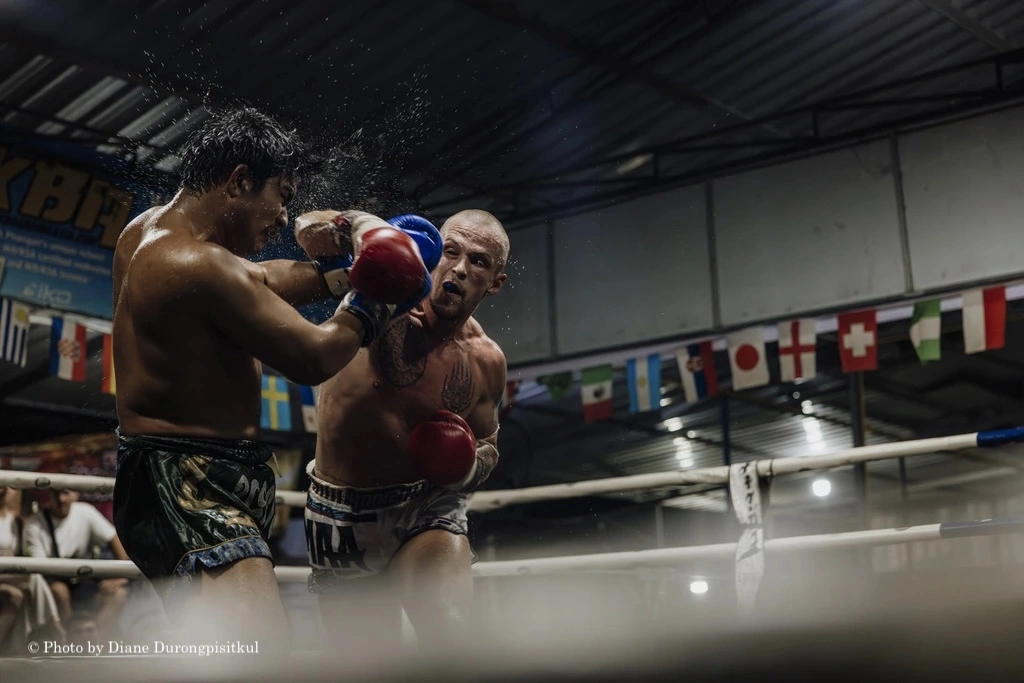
[303,461,470,594]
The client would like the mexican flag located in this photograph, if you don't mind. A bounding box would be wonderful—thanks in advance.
[909,299,941,363]
[580,364,613,423]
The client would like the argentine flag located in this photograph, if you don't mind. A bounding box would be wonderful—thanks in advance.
[626,353,661,414]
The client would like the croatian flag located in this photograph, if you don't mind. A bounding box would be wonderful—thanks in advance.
[50,316,87,382]
[626,353,661,414]
[675,342,718,404]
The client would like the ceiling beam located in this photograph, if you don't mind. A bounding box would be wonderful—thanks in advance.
[917,0,1015,52]
[455,0,789,135]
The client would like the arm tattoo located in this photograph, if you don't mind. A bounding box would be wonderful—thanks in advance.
[376,318,427,387]
[441,352,474,414]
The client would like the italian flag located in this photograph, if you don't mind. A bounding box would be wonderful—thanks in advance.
[909,300,941,363]
[962,286,1006,354]
[580,364,613,423]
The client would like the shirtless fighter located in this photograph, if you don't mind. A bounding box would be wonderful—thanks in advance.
[297,209,509,651]
[111,107,440,648]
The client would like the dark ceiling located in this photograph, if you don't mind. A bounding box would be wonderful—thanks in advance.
[3,0,1024,225]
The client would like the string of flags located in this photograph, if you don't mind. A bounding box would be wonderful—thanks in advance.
[0,297,321,434]
[528,284,1010,424]
[0,281,1012,428]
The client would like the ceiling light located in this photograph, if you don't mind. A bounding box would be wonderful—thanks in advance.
[690,580,709,595]
[812,478,831,497]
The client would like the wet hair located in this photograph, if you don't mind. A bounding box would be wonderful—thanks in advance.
[177,106,321,193]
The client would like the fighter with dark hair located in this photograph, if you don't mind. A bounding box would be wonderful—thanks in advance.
[111,107,442,649]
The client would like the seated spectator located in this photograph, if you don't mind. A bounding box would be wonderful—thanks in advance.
[23,489,130,640]
[0,485,63,651]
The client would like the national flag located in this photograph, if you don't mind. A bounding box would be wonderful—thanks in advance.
[580,365,613,423]
[626,353,661,414]
[777,319,816,382]
[261,374,293,431]
[537,371,573,400]
[49,317,87,382]
[675,342,718,403]
[962,286,1006,354]
[0,298,30,367]
[909,300,941,363]
[837,310,878,372]
[500,381,518,419]
[726,327,769,390]
[101,334,116,394]
[297,385,317,433]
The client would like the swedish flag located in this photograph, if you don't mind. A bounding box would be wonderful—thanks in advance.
[261,374,292,431]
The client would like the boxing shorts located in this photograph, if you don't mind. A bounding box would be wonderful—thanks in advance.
[113,430,277,598]
[304,461,470,594]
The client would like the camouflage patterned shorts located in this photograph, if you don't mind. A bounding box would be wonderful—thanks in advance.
[113,431,277,598]
[304,461,469,593]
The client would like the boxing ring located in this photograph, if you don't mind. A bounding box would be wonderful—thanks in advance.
[2,427,1024,583]
[3,427,1024,682]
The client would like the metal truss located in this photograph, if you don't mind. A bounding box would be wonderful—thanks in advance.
[423,47,1024,225]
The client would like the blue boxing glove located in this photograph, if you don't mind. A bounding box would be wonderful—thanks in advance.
[338,213,441,346]
[386,214,443,272]
[386,214,441,318]
[295,210,441,302]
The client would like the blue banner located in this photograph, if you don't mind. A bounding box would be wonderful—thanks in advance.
[0,140,167,319]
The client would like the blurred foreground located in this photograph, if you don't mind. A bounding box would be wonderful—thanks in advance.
[2,558,1023,683]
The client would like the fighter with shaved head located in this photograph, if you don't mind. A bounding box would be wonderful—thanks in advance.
[296,208,510,651]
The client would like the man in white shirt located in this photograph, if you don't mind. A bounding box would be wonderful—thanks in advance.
[23,489,131,639]
[0,486,64,651]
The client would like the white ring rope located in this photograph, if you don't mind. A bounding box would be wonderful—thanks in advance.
[1,516,1020,580]
[1,427,1020,511]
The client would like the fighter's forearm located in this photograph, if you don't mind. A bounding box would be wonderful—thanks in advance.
[461,440,499,492]
[257,259,332,306]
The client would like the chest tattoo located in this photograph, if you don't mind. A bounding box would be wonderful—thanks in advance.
[441,351,474,414]
[376,318,427,387]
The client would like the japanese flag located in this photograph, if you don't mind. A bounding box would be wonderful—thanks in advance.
[726,327,769,391]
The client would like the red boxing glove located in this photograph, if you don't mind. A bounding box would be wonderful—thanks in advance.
[408,410,477,489]
[348,226,428,304]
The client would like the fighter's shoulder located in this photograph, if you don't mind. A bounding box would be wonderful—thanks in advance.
[134,234,247,295]
[466,318,506,379]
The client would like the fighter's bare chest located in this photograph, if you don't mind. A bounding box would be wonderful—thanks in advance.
[369,318,476,415]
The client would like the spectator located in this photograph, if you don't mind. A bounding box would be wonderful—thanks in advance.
[0,486,63,651]
[23,489,130,640]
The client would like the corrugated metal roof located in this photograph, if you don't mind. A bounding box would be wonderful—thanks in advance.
[3,0,1024,221]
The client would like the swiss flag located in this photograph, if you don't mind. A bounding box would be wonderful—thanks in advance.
[837,310,878,372]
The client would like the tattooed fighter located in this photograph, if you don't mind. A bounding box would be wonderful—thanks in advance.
[296,208,508,650]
